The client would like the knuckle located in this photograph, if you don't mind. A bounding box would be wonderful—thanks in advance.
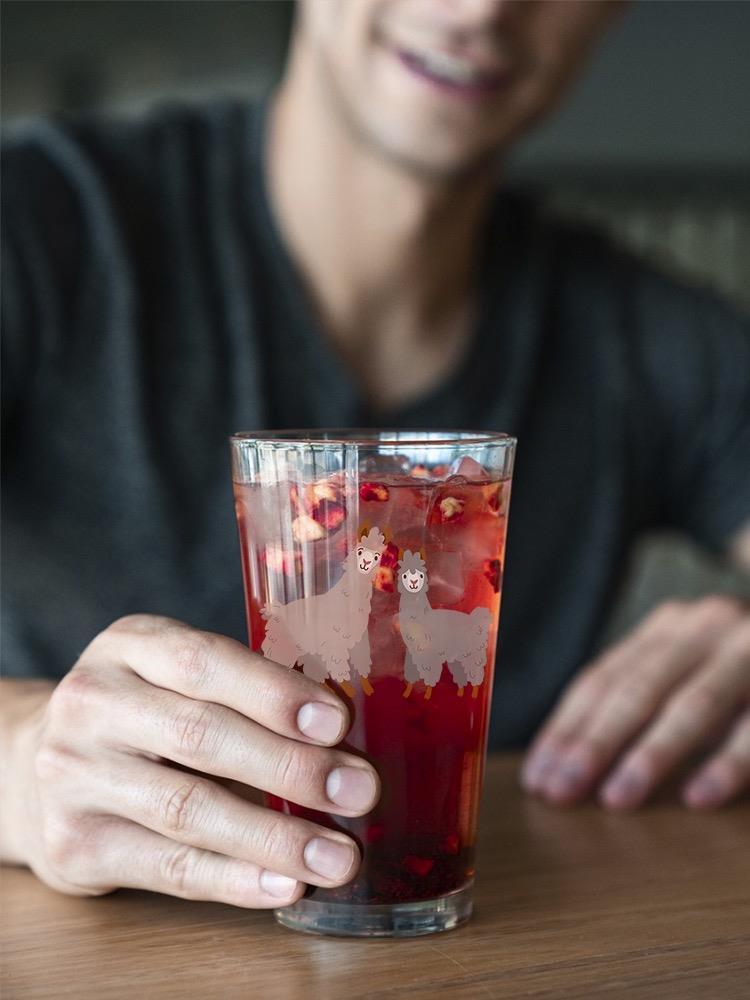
[649,600,687,632]
[252,814,300,865]
[613,674,656,715]
[42,814,86,873]
[160,843,201,895]
[48,668,105,723]
[159,780,213,835]
[273,743,318,795]
[34,742,75,786]
[171,702,223,762]
[674,684,727,727]
[692,595,745,629]
[172,631,220,690]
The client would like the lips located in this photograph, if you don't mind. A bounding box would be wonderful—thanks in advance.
[396,46,507,99]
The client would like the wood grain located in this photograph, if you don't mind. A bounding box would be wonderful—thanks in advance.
[2,755,748,1000]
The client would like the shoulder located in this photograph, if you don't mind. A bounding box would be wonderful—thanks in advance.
[2,97,255,221]
[495,187,749,359]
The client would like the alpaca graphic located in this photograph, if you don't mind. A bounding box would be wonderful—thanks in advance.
[397,549,492,700]
[261,526,386,696]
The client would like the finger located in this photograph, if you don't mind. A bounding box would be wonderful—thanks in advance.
[97,615,350,746]
[63,816,306,908]
[683,710,750,809]
[523,599,743,803]
[600,623,750,809]
[102,756,360,887]
[107,677,380,817]
[521,616,671,795]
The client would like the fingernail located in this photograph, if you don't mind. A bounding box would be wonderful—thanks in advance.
[547,761,588,799]
[259,870,298,898]
[521,748,555,791]
[297,702,344,744]
[304,837,356,880]
[684,774,725,809]
[326,766,377,812]
[601,769,645,808]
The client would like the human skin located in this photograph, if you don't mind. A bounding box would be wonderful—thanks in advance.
[2,0,749,909]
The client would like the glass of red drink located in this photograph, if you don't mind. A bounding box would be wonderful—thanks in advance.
[230,430,515,936]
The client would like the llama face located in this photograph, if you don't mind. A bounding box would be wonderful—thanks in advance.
[400,568,425,593]
[355,527,386,576]
[397,551,428,595]
[356,543,381,575]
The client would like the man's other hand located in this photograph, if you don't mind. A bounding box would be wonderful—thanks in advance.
[522,596,750,809]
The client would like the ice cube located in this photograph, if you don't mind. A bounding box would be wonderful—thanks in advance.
[447,456,490,482]
[359,453,411,477]
[426,550,466,606]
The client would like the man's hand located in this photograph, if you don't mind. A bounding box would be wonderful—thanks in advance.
[521,596,750,810]
[2,615,379,907]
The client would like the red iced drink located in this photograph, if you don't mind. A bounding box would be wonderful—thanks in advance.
[233,457,510,907]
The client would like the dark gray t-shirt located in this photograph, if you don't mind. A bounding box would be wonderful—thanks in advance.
[3,99,749,748]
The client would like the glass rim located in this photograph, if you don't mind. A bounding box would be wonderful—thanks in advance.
[230,428,516,448]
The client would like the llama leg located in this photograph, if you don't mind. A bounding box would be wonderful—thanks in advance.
[349,632,374,696]
[448,660,467,696]
[324,650,356,697]
[402,650,420,697]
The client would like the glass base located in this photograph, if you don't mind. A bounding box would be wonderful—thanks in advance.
[274,880,473,938]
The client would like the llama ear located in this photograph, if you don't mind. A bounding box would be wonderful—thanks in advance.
[357,520,371,542]
[382,525,393,545]
[418,546,427,561]
[397,547,405,562]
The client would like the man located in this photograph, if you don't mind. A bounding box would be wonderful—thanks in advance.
[2,0,749,910]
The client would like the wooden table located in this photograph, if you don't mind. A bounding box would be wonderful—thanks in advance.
[2,755,749,1000]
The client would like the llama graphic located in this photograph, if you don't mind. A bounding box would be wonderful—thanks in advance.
[261,526,386,696]
[397,549,492,700]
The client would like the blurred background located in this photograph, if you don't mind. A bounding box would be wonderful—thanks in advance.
[3,0,749,630]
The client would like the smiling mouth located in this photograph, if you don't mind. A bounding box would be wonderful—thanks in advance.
[396,46,508,98]
[360,560,372,571]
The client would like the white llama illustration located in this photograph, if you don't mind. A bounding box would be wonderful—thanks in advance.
[397,549,492,700]
[261,526,386,696]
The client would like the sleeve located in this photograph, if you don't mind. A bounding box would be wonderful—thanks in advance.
[1,122,90,427]
[626,264,750,553]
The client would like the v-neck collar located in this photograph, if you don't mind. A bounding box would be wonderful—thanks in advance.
[244,96,545,437]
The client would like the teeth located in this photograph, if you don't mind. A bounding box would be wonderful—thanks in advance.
[417,49,484,85]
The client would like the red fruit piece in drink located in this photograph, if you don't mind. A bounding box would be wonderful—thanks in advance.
[411,464,430,479]
[312,500,345,532]
[360,482,390,502]
[483,558,502,593]
[263,543,299,576]
[442,833,460,855]
[379,540,400,568]
[403,855,434,877]
[487,484,503,514]
[439,496,465,521]
[300,480,347,534]
[432,463,450,477]
[305,481,340,506]
[292,514,326,542]
[374,567,395,592]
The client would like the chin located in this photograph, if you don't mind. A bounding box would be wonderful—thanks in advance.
[354,112,503,181]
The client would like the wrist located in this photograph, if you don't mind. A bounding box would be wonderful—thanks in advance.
[0,679,55,864]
